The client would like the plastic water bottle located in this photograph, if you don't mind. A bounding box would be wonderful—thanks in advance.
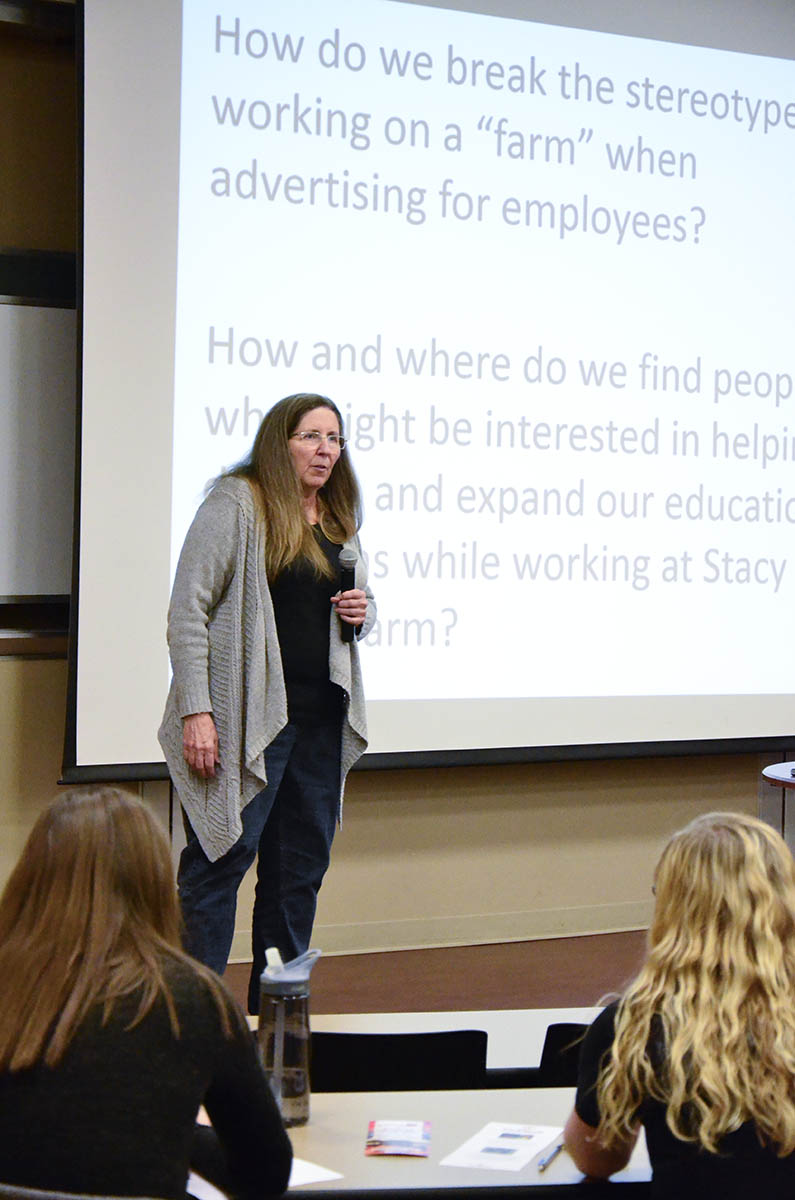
[258,947,321,1127]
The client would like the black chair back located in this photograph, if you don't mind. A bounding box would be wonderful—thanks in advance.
[537,1021,587,1086]
[483,1020,588,1089]
[309,1028,488,1091]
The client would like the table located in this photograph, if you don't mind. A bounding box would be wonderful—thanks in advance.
[288,1087,650,1195]
[762,761,795,788]
[760,763,795,850]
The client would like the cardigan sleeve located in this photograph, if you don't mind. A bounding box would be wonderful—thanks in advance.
[167,485,241,718]
[354,533,377,639]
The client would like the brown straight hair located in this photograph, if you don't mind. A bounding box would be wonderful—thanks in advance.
[0,787,230,1071]
[223,393,363,580]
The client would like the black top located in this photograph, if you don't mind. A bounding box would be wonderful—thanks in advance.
[0,957,292,1200]
[270,528,344,723]
[575,1001,795,1200]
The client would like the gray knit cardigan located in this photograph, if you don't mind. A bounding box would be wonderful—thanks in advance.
[158,476,375,861]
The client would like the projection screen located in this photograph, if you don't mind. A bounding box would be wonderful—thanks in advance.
[66,0,795,777]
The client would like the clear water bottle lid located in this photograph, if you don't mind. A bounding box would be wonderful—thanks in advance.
[260,947,322,996]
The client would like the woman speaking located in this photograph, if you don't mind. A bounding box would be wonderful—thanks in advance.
[565,811,795,1197]
[159,393,375,1011]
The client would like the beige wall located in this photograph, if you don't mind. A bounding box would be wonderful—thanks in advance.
[0,659,70,881]
[234,748,763,958]
[0,659,171,884]
[0,31,75,250]
[0,656,767,959]
[0,19,781,963]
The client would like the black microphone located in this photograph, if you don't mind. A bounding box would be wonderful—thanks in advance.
[338,548,357,643]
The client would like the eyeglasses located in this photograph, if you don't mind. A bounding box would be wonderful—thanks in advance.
[291,431,346,450]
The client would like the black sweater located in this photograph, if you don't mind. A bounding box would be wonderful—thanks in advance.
[0,958,292,1199]
[576,1002,795,1200]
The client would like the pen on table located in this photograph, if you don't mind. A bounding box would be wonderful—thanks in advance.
[537,1142,564,1173]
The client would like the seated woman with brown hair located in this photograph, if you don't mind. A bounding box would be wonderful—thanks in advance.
[565,811,795,1198]
[0,787,292,1199]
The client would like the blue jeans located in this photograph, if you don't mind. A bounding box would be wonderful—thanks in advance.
[177,721,341,1013]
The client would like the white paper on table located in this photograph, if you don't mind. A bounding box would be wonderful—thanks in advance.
[187,1172,230,1200]
[189,1156,343,1197]
[440,1122,561,1172]
[289,1156,344,1187]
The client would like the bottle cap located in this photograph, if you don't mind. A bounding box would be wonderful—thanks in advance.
[260,947,322,996]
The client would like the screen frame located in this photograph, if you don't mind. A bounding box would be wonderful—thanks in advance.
[63,0,795,781]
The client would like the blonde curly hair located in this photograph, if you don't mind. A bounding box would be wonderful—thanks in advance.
[597,811,795,1155]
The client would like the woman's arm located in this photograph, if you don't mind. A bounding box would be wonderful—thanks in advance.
[357,576,376,638]
[182,711,220,779]
[565,1001,639,1179]
[563,1108,638,1180]
[340,536,376,638]
[200,1003,293,1199]
[167,484,243,777]
[331,586,369,627]
[167,484,241,718]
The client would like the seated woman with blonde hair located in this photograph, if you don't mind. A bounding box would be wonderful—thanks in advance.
[0,787,292,1199]
[565,811,795,1198]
